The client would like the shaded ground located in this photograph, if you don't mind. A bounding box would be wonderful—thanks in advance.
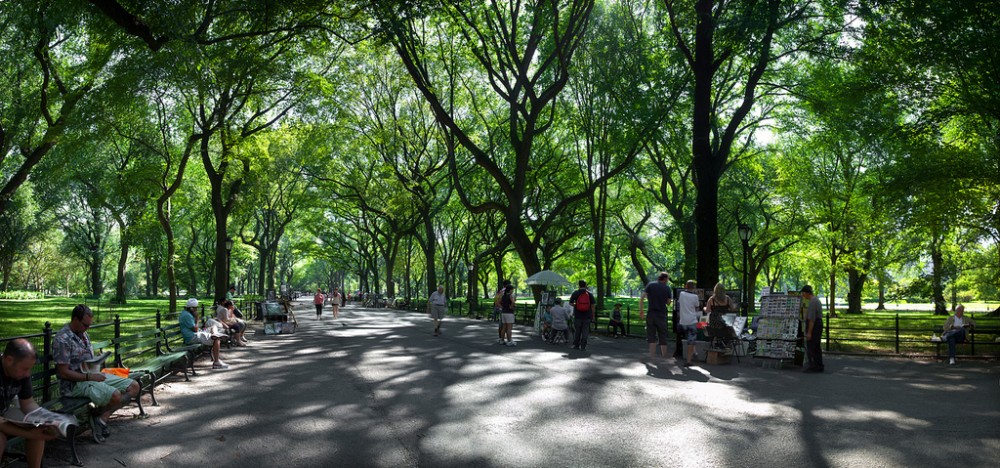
[33,299,1000,468]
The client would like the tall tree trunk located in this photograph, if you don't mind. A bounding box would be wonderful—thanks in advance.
[115,237,129,304]
[89,256,103,296]
[931,240,946,315]
[846,267,865,314]
[690,0,720,289]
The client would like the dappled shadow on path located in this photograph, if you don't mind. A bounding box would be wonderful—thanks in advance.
[57,301,1000,468]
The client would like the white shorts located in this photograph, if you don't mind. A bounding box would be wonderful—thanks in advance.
[501,313,515,324]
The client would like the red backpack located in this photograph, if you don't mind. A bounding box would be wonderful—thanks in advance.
[575,291,591,312]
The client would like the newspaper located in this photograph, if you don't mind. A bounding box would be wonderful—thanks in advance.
[1,406,78,438]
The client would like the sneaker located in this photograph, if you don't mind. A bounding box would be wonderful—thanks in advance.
[497,339,506,345]
[213,361,230,369]
[683,362,692,367]
[949,358,956,365]
[506,341,517,347]
[90,416,106,444]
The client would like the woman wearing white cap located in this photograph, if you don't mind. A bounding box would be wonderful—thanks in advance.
[179,298,228,369]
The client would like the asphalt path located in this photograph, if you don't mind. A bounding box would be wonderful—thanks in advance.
[40,299,1000,468]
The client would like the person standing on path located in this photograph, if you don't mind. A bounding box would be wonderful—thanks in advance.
[331,287,342,319]
[429,285,447,336]
[569,280,596,350]
[677,280,701,367]
[801,285,824,373]
[314,288,325,319]
[638,272,673,359]
[494,280,511,344]
[500,285,517,346]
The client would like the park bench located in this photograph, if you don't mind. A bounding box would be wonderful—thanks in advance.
[932,325,1000,359]
[159,323,207,377]
[115,326,192,409]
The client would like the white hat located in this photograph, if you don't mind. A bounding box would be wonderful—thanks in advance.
[185,298,199,308]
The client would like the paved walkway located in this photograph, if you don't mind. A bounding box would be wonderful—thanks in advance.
[40,299,999,467]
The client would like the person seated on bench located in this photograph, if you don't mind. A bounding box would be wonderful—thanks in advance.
[2,339,57,468]
[217,301,248,345]
[226,286,245,319]
[180,299,229,370]
[53,305,140,444]
[608,303,626,338]
[942,305,975,365]
[548,299,572,344]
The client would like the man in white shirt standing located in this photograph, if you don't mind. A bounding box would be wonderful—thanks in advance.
[429,285,448,336]
[677,280,702,367]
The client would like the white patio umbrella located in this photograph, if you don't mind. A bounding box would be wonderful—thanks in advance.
[525,270,571,287]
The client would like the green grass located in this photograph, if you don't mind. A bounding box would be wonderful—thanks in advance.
[0,297,210,338]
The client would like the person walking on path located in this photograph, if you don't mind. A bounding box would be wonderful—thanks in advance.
[569,280,596,351]
[802,285,824,373]
[677,280,701,366]
[941,305,975,365]
[314,288,325,319]
[331,287,343,319]
[500,285,517,346]
[428,285,447,336]
[638,272,673,359]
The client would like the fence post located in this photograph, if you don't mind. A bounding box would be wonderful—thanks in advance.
[156,309,162,329]
[42,321,53,404]
[114,314,122,361]
[626,306,631,336]
[970,313,976,356]
[895,314,899,354]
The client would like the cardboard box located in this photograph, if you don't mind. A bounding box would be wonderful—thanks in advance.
[706,349,731,365]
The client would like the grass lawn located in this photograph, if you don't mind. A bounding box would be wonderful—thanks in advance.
[0,297,208,338]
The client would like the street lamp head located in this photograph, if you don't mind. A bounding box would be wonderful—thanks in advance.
[467,264,474,272]
[225,237,234,252]
[738,223,751,242]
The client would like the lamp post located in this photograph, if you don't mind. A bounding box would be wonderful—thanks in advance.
[225,236,234,295]
[738,223,752,317]
[467,264,475,318]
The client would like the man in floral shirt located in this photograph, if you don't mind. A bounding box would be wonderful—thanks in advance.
[52,305,139,444]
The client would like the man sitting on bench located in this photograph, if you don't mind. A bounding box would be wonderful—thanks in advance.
[180,299,229,369]
[2,339,57,468]
[942,305,975,365]
[53,305,140,444]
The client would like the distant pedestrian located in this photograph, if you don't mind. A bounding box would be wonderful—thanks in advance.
[569,280,596,350]
[494,280,511,344]
[801,285,824,373]
[331,287,342,319]
[677,280,701,367]
[639,272,673,359]
[429,285,447,336]
[500,285,517,346]
[314,288,325,319]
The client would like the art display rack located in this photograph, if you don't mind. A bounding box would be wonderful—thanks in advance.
[753,293,802,366]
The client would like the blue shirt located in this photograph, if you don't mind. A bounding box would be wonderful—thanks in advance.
[179,310,197,344]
